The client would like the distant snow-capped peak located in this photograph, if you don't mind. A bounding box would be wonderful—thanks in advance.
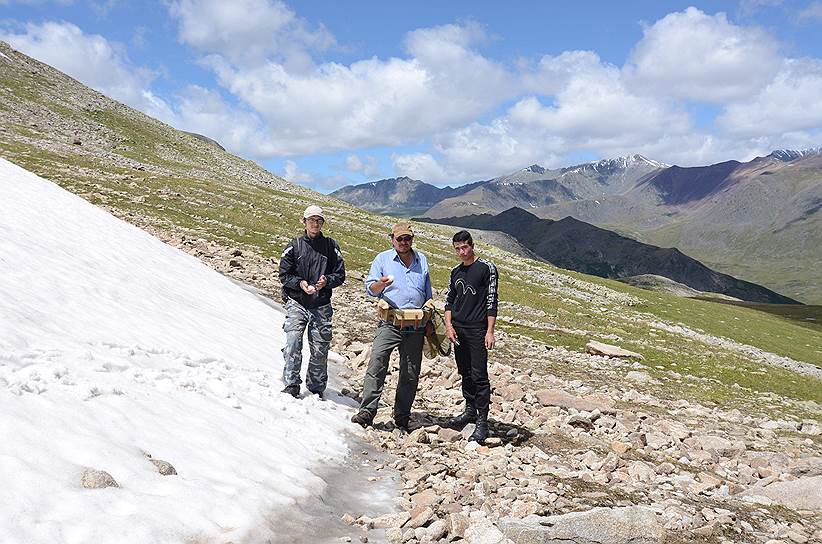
[564,154,669,175]
[770,148,822,161]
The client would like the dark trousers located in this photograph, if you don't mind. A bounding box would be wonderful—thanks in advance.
[360,322,425,422]
[454,325,491,413]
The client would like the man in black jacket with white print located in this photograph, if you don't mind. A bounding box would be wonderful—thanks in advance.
[444,230,498,443]
[278,205,345,398]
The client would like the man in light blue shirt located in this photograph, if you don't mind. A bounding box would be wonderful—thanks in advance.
[351,222,432,430]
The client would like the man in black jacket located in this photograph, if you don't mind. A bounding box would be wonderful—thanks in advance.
[278,205,345,398]
[444,230,498,443]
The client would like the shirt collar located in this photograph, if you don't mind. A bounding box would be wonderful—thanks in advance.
[392,249,417,266]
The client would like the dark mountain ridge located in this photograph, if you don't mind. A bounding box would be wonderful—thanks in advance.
[419,207,799,305]
[637,160,741,205]
[330,176,483,215]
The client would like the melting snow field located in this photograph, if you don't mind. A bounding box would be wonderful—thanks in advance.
[0,158,356,542]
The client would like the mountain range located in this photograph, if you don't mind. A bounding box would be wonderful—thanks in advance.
[330,176,484,215]
[333,152,822,303]
[417,207,798,305]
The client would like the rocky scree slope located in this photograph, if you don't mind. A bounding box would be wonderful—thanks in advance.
[144,229,822,544]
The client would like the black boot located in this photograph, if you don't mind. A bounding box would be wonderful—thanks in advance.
[281,384,300,398]
[447,404,477,429]
[468,408,489,444]
[394,416,410,431]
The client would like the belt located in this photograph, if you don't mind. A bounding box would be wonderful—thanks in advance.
[380,319,425,331]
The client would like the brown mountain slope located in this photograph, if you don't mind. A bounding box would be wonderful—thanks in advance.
[424,154,821,303]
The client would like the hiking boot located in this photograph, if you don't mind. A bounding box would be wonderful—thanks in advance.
[447,405,477,429]
[311,390,324,400]
[350,410,374,428]
[468,408,489,444]
[281,384,300,398]
[468,420,489,443]
[394,416,410,431]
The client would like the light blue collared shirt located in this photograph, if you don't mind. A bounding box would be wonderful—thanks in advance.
[365,248,433,309]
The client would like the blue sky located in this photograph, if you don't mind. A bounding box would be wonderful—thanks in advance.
[2,1,822,192]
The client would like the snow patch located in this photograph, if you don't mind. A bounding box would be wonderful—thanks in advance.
[0,158,352,543]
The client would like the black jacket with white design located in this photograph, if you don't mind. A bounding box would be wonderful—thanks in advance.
[445,258,498,328]
[279,232,345,309]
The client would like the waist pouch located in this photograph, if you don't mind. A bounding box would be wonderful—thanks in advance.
[377,300,432,328]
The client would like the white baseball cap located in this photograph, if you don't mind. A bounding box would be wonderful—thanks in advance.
[303,205,324,220]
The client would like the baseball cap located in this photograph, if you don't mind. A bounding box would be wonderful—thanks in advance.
[391,223,413,238]
[303,205,324,220]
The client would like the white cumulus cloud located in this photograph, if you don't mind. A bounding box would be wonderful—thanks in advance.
[168,5,514,156]
[6,4,821,188]
[168,0,333,70]
[170,85,277,158]
[391,152,449,183]
[415,52,693,181]
[718,58,822,137]
[393,8,822,181]
[625,7,781,102]
[344,154,380,178]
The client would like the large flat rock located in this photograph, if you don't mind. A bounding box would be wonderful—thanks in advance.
[499,506,664,544]
[534,388,614,413]
[749,475,822,511]
[585,340,644,360]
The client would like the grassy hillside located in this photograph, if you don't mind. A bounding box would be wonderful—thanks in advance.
[609,158,822,305]
[643,213,822,306]
[1,42,820,416]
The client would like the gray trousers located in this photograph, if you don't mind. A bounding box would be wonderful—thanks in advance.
[359,321,425,421]
[282,299,333,393]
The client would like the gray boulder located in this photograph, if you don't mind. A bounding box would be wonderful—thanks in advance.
[81,468,118,489]
[151,459,177,476]
[499,506,664,544]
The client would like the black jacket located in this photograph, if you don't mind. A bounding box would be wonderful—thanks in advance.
[279,232,345,309]
[445,258,498,328]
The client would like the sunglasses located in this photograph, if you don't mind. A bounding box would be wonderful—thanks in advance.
[396,235,413,242]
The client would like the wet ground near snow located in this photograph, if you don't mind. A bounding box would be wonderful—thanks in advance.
[236,283,402,544]
[262,437,400,544]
